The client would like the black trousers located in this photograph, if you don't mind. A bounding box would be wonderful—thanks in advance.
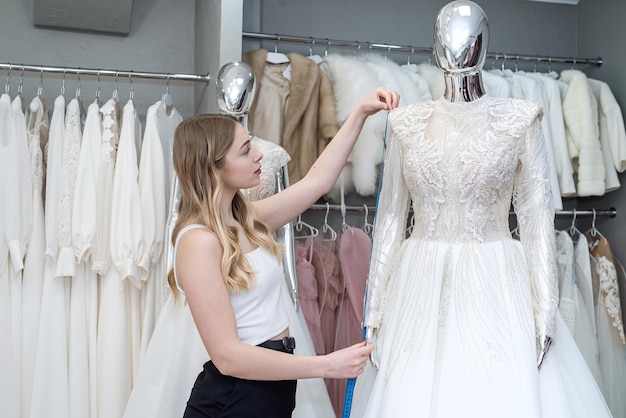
[183,339,297,418]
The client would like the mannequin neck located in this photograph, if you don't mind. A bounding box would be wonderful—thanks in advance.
[236,114,249,132]
[442,70,486,102]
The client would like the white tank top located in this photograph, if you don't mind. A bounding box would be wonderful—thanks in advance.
[174,224,289,345]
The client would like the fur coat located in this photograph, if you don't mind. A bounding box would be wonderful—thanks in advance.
[243,49,339,184]
[560,69,605,197]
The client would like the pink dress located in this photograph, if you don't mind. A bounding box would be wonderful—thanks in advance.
[328,227,372,415]
[295,238,324,355]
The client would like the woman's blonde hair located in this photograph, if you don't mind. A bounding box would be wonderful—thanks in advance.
[167,114,281,299]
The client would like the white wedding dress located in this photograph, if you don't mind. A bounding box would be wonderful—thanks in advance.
[352,96,612,417]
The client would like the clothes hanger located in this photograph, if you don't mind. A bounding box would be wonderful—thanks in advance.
[112,71,118,100]
[266,35,290,64]
[586,209,605,239]
[362,204,374,237]
[321,202,338,241]
[17,65,24,98]
[3,63,11,96]
[94,69,102,106]
[567,209,583,243]
[128,72,134,102]
[340,184,350,232]
[307,38,324,65]
[160,74,176,116]
[294,214,319,239]
[30,67,44,113]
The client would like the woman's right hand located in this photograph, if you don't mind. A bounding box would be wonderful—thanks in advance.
[323,341,375,379]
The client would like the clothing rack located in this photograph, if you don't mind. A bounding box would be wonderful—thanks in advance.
[242,31,603,67]
[0,62,211,83]
[309,203,618,218]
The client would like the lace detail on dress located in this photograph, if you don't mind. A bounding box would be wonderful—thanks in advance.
[100,98,120,164]
[57,98,82,251]
[388,98,546,244]
[594,255,626,345]
[28,98,47,195]
[375,97,558,340]
[244,136,291,201]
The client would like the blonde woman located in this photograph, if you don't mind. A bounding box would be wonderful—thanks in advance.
[169,88,398,417]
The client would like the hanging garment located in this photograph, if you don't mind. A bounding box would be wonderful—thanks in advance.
[151,100,183,322]
[96,96,130,418]
[21,95,48,418]
[572,230,603,383]
[555,230,603,387]
[243,49,340,185]
[352,97,611,417]
[0,93,18,418]
[587,232,626,418]
[589,78,626,192]
[295,237,324,355]
[59,97,92,418]
[323,54,386,201]
[327,226,371,416]
[527,72,577,197]
[137,100,168,360]
[560,69,606,197]
[71,98,102,418]
[29,94,71,418]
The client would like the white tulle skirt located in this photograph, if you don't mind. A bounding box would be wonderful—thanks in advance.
[123,281,335,418]
[351,238,612,418]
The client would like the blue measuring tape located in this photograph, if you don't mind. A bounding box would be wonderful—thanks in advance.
[341,112,390,418]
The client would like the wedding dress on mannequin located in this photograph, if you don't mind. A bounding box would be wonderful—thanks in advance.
[351,2,612,417]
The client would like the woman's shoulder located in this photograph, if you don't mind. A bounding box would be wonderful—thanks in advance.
[176,224,221,254]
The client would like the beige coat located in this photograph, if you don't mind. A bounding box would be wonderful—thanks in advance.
[243,49,339,184]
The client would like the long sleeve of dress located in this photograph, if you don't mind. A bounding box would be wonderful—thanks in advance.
[512,112,559,341]
[5,96,32,273]
[72,101,101,263]
[363,130,411,329]
[110,101,143,286]
[137,106,166,280]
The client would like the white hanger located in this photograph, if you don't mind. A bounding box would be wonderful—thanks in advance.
[266,36,290,64]
[567,209,583,243]
[587,209,604,238]
[321,202,338,241]
[294,214,319,239]
[340,183,350,232]
[30,67,44,113]
[362,204,374,237]
[307,38,324,65]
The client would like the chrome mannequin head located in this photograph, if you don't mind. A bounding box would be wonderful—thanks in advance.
[433,1,489,102]
[434,0,489,74]
[216,61,256,125]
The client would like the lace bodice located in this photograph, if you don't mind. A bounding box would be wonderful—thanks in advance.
[244,136,291,201]
[391,97,551,242]
[365,96,558,339]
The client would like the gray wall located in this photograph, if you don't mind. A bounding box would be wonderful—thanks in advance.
[245,0,626,250]
[243,0,578,63]
[0,0,198,118]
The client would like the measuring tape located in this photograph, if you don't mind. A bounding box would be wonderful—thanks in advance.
[341,112,390,418]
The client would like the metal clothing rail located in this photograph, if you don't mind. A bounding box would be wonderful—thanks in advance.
[242,31,603,67]
[0,62,211,83]
[310,203,617,218]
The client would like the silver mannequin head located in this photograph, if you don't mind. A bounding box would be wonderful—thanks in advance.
[434,1,489,74]
[216,61,256,125]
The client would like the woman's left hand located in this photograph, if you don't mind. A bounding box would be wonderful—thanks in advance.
[358,88,400,116]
